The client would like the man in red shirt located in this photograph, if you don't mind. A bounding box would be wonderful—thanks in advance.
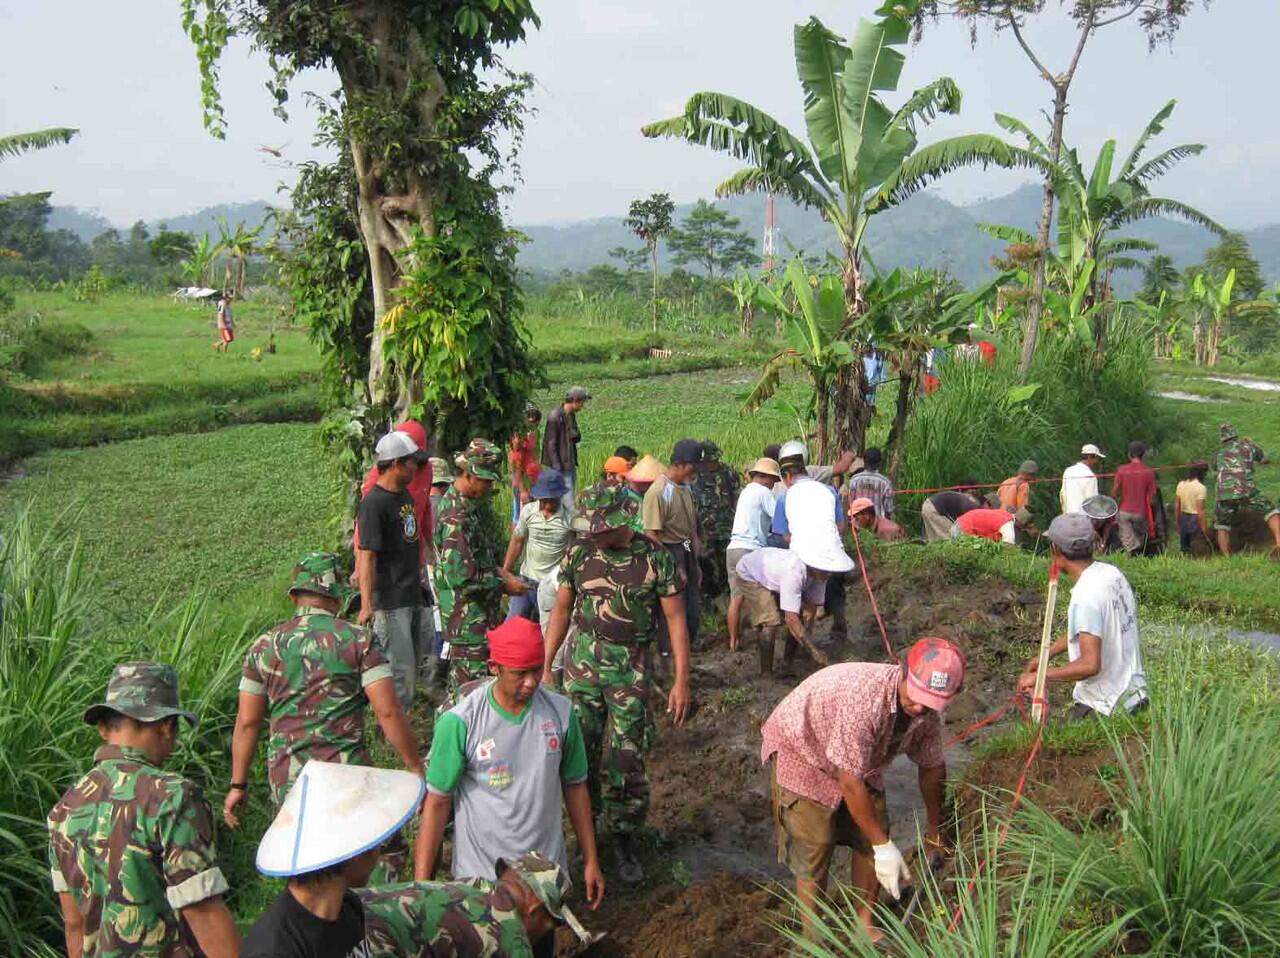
[1111,441,1157,556]
[953,506,1033,544]
[509,404,542,526]
[760,638,964,943]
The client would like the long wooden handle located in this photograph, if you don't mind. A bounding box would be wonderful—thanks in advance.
[1031,568,1060,723]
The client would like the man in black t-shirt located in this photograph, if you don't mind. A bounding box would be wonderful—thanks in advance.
[922,485,982,542]
[243,760,425,958]
[357,430,430,708]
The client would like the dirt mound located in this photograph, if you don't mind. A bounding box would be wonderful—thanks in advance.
[581,875,786,958]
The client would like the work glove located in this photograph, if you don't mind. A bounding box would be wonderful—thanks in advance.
[872,840,912,900]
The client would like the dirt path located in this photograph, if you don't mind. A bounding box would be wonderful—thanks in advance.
[566,551,1056,956]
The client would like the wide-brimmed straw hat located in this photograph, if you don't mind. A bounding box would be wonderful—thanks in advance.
[256,761,424,878]
[747,457,782,479]
[626,454,664,484]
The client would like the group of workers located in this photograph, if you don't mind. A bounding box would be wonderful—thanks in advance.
[46,385,1271,956]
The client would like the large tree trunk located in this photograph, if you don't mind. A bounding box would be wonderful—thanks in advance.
[815,378,830,465]
[650,243,659,332]
[885,353,918,483]
[336,7,445,417]
[1018,82,1068,378]
[832,248,873,454]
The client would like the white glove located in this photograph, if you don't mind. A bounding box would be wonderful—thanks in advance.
[872,840,912,900]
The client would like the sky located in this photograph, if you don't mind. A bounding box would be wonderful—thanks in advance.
[2,0,1277,229]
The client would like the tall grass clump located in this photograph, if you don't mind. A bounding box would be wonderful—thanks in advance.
[777,807,1127,957]
[897,319,1171,520]
[1012,663,1280,956]
[0,506,249,953]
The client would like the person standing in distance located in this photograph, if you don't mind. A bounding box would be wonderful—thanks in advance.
[357,429,430,709]
[542,386,591,515]
[1060,444,1106,515]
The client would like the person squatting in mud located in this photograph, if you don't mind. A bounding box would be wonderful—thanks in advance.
[760,638,966,944]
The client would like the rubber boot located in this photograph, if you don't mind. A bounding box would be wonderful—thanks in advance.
[758,629,776,676]
[613,833,644,884]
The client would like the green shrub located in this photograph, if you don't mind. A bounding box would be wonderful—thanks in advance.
[777,807,1128,957]
[1011,667,1280,956]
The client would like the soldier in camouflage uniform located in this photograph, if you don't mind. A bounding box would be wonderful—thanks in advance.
[47,662,240,958]
[692,440,741,605]
[363,852,598,958]
[434,439,533,698]
[1214,422,1280,558]
[225,552,422,826]
[542,485,693,883]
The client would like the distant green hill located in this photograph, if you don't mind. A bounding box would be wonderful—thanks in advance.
[517,184,1279,290]
[51,187,1278,288]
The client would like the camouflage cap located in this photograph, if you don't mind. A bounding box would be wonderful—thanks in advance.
[459,438,502,481]
[83,661,198,728]
[496,852,597,946]
[289,551,355,605]
[428,456,455,484]
[587,484,639,534]
[1221,422,1238,442]
[701,439,723,461]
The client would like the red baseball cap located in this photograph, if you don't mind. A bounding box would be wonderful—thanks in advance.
[394,420,429,451]
[905,637,965,711]
[487,617,545,670]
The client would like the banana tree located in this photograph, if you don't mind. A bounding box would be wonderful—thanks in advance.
[725,269,765,336]
[997,101,1226,358]
[215,218,263,297]
[179,234,220,287]
[863,268,1005,479]
[743,257,857,460]
[1186,268,1236,366]
[643,0,1041,452]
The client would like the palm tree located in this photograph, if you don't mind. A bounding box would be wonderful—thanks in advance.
[215,218,263,297]
[1,128,78,257]
[643,4,1040,450]
[996,101,1225,356]
[744,257,857,459]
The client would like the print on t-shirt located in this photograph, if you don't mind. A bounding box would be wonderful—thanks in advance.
[400,503,418,542]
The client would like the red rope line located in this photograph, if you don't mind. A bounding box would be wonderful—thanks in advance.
[850,523,896,661]
[892,459,1201,497]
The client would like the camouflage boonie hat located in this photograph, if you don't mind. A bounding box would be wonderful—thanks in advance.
[701,440,723,461]
[289,551,355,605]
[459,438,502,481]
[496,852,598,946]
[587,484,639,534]
[83,661,198,727]
[1220,422,1238,442]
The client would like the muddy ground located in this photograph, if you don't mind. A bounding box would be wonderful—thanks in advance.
[553,550,1115,957]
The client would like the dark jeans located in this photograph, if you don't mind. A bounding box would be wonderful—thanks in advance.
[506,577,540,621]
[824,571,847,630]
[657,543,701,651]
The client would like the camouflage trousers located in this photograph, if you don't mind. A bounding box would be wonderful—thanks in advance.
[1214,491,1280,531]
[447,642,491,701]
[699,538,730,604]
[565,633,654,835]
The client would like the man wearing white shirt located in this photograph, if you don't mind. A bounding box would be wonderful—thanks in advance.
[726,458,781,650]
[1018,513,1148,718]
[1060,443,1106,515]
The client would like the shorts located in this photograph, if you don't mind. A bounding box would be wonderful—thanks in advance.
[740,579,782,629]
[219,326,234,343]
[1116,511,1149,553]
[1214,492,1279,531]
[770,764,888,885]
[726,547,753,598]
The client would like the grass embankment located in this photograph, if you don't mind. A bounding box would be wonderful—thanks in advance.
[2,291,326,461]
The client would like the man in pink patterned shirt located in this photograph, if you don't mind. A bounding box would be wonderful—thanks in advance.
[760,637,965,943]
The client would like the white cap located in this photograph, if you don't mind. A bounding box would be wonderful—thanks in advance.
[779,440,808,463]
[1080,443,1106,458]
[256,761,424,877]
[375,431,425,462]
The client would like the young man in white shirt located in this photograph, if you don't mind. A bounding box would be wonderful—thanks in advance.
[1017,513,1148,718]
[725,457,780,650]
[1060,443,1106,515]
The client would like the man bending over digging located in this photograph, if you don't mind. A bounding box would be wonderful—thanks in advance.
[760,638,965,942]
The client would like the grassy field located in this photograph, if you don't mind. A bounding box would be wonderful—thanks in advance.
[4,290,1280,953]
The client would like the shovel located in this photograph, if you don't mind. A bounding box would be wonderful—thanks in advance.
[1030,564,1061,723]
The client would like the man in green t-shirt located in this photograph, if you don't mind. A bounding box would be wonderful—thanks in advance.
[414,617,605,913]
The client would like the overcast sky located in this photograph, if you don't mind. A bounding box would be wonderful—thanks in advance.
[2,0,1276,229]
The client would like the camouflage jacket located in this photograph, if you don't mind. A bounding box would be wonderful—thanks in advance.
[47,745,229,958]
[578,479,645,534]
[559,535,683,647]
[693,464,740,541]
[361,881,534,957]
[1216,438,1268,500]
[240,607,394,800]
[433,485,505,647]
